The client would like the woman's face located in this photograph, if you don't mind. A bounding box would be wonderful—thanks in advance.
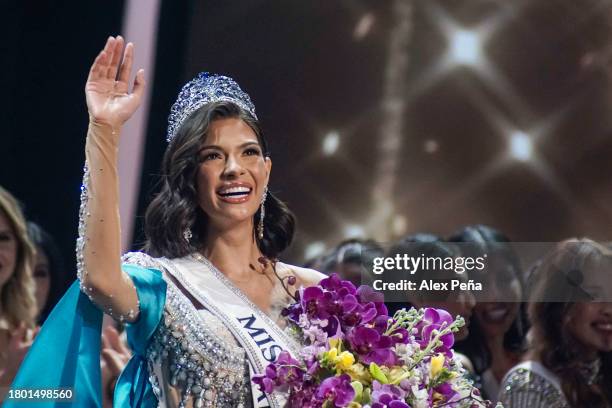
[567,302,612,355]
[473,256,522,338]
[566,258,612,355]
[197,117,271,230]
[0,210,18,291]
[33,249,51,314]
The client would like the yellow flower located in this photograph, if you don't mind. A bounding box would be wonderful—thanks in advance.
[329,337,341,350]
[430,353,445,378]
[337,351,355,371]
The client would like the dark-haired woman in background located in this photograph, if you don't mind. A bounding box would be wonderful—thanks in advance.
[319,238,384,286]
[383,233,477,375]
[10,36,324,408]
[449,225,527,401]
[499,239,612,407]
[26,222,71,323]
[385,233,476,348]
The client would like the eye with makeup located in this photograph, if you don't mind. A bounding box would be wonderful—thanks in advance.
[34,265,50,279]
[0,231,13,243]
[199,150,223,162]
[243,146,261,157]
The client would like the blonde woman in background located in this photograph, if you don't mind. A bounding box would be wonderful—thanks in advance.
[0,185,37,386]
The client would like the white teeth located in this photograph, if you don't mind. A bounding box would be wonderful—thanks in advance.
[485,309,508,320]
[595,323,612,331]
[218,186,251,195]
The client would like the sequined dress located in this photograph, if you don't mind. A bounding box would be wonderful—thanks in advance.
[498,361,568,408]
[122,251,297,408]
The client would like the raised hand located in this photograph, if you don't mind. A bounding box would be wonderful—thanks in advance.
[100,325,131,406]
[86,36,145,129]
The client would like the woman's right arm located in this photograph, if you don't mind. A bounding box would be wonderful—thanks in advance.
[78,36,146,322]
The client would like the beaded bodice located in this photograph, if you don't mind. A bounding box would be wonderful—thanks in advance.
[122,252,298,408]
[499,362,569,408]
[146,278,251,408]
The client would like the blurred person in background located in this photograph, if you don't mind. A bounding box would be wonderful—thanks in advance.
[0,186,37,386]
[385,233,476,343]
[27,221,131,406]
[499,238,612,407]
[449,225,527,401]
[27,221,72,323]
[319,238,384,286]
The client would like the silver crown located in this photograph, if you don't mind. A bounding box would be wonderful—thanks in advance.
[166,72,257,142]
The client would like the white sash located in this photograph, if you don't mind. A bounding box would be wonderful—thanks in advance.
[156,255,300,408]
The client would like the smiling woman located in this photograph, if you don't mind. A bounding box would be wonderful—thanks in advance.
[0,186,37,387]
[7,36,325,408]
[499,239,612,407]
[143,101,294,263]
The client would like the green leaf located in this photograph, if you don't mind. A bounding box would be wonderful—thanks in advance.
[351,381,363,402]
[368,362,389,384]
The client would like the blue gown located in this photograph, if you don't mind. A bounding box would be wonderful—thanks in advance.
[5,264,166,408]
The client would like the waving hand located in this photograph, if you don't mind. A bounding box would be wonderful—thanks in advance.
[86,36,145,128]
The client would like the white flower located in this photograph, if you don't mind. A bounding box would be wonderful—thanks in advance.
[411,385,430,408]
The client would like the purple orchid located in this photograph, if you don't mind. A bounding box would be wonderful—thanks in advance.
[252,351,304,393]
[370,381,411,408]
[256,276,494,408]
[315,374,355,407]
[347,326,398,365]
[357,285,388,317]
[320,274,357,295]
[416,308,455,353]
[433,382,459,402]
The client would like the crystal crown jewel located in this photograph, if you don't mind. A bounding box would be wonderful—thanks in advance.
[166,72,257,142]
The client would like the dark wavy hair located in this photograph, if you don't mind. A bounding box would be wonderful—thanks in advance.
[448,225,528,375]
[27,222,70,324]
[144,101,295,259]
[528,239,612,407]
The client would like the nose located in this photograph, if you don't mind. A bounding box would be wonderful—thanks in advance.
[222,154,246,178]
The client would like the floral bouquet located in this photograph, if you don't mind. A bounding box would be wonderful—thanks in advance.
[253,274,500,408]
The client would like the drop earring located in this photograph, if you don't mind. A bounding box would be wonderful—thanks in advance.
[183,227,193,243]
[258,187,268,240]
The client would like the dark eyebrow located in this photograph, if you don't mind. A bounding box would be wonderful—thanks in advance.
[199,141,261,153]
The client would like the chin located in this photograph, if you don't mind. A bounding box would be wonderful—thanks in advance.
[216,208,256,224]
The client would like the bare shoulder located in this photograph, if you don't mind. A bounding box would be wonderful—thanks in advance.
[276,262,327,288]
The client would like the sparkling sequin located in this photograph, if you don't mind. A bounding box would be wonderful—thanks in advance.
[499,366,568,408]
[166,73,257,142]
[124,252,252,407]
[76,161,140,322]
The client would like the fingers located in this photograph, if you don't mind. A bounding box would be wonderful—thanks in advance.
[102,325,131,357]
[9,323,27,348]
[87,36,113,82]
[101,332,110,350]
[101,348,128,375]
[107,36,125,80]
[104,325,121,350]
[132,69,146,99]
[117,42,134,84]
[87,50,107,82]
